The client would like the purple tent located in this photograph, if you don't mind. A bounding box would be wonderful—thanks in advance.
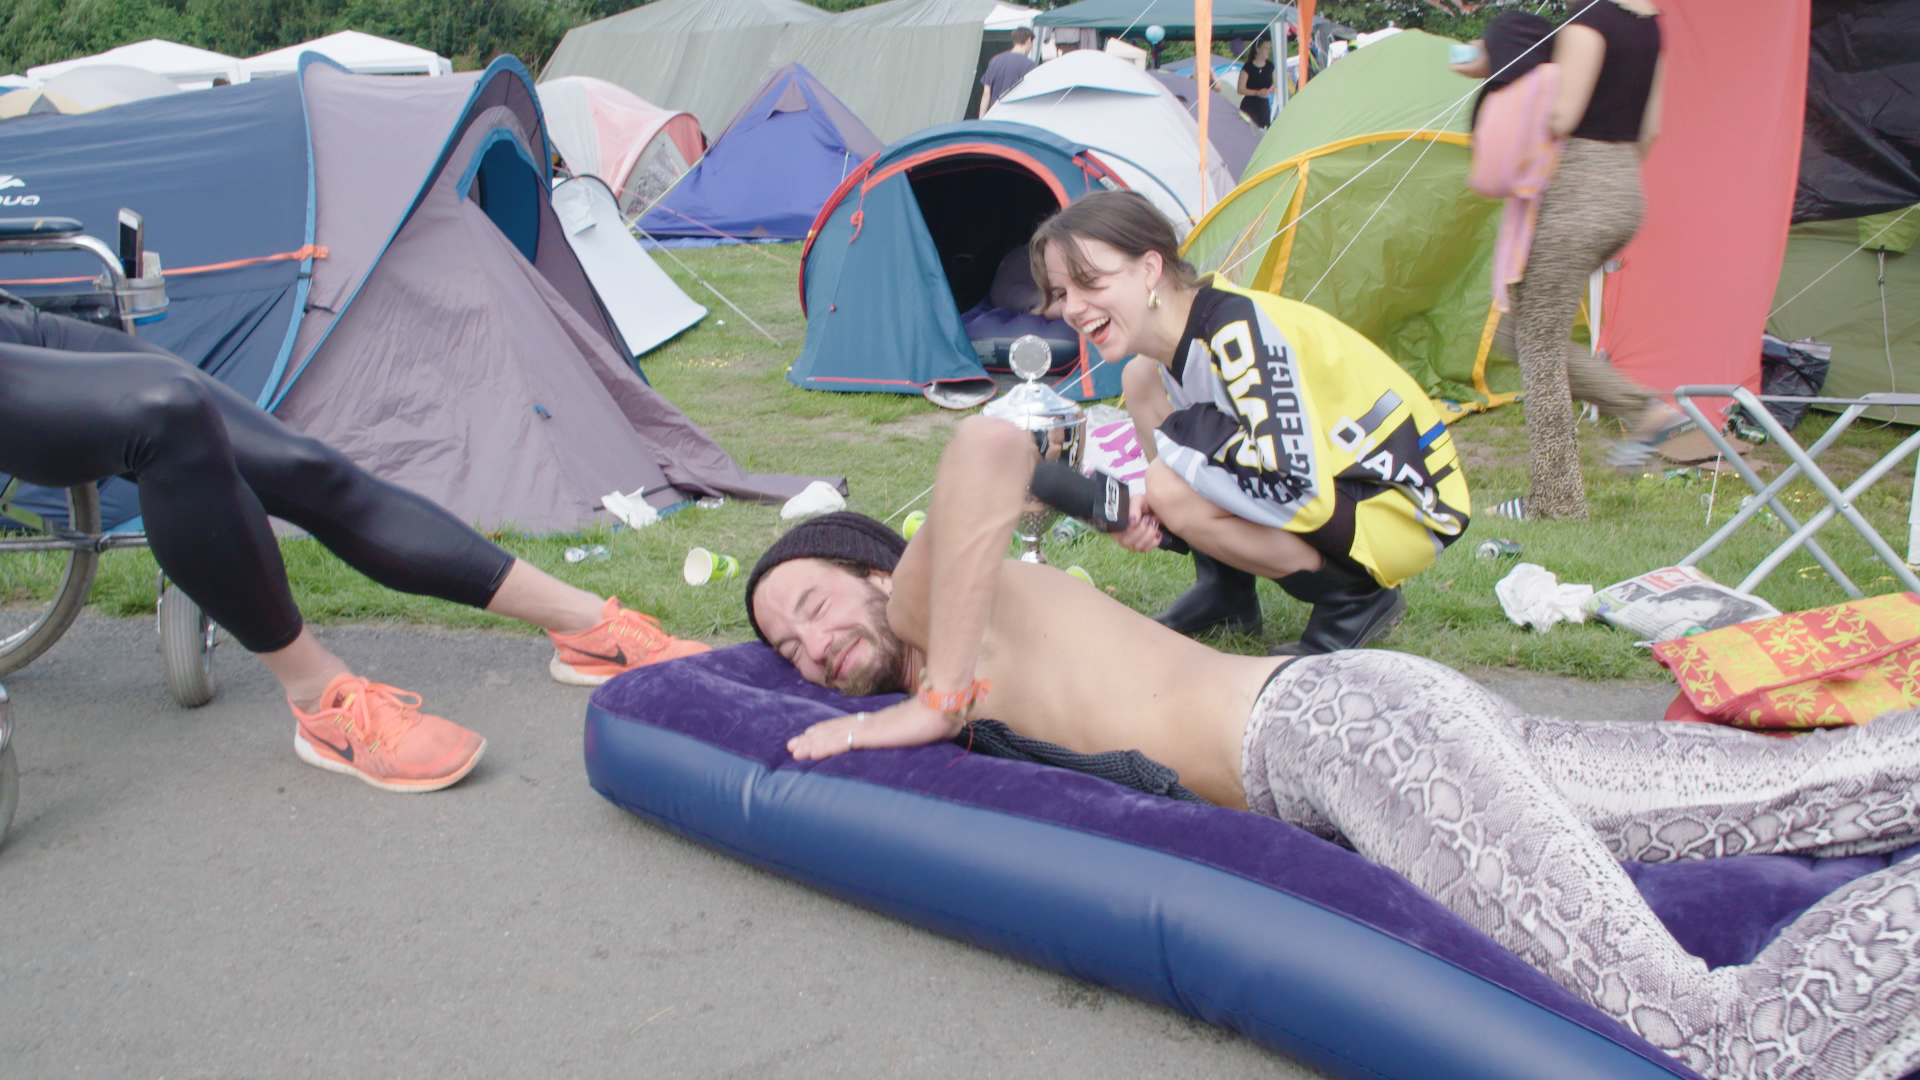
[638,63,882,241]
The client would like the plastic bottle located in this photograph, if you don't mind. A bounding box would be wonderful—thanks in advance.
[564,544,611,564]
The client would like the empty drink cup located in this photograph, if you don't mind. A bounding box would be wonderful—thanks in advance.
[683,547,740,586]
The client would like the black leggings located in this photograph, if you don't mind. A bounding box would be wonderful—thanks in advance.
[0,313,515,654]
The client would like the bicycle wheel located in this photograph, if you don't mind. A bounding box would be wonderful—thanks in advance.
[0,481,100,675]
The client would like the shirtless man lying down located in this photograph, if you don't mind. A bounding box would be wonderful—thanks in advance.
[747,414,1920,1080]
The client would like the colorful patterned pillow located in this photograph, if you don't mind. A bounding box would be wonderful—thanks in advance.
[1653,593,1920,730]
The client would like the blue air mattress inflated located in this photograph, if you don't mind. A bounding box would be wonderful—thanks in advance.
[585,645,1920,1080]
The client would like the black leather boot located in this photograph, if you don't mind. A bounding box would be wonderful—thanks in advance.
[1269,562,1406,656]
[1151,550,1263,637]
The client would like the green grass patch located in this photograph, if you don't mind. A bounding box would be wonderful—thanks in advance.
[14,245,1918,682]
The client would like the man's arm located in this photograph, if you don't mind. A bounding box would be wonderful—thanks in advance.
[786,416,1038,760]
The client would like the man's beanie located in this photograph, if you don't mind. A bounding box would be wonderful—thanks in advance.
[745,511,908,644]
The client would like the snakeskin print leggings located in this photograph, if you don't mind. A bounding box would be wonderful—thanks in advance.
[1244,650,1920,1080]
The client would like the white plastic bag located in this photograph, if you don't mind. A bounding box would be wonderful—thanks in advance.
[780,480,847,520]
[600,487,661,530]
[1494,562,1593,633]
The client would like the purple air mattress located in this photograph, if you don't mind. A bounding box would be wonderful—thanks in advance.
[584,644,1918,1080]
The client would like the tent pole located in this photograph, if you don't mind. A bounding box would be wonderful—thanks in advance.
[1195,0,1213,217]
[1296,0,1316,89]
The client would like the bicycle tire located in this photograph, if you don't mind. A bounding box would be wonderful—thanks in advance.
[160,582,216,708]
[0,484,100,676]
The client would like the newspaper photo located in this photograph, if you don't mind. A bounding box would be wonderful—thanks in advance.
[1584,565,1782,643]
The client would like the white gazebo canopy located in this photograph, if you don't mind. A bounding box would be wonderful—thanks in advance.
[242,30,453,79]
[27,39,245,90]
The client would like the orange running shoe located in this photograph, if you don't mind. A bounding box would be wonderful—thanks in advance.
[291,674,486,793]
[548,597,711,686]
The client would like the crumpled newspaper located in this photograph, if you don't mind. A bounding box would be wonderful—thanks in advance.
[1494,562,1594,633]
[600,487,661,530]
[780,480,847,520]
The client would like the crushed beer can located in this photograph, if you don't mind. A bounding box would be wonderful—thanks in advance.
[1475,538,1522,560]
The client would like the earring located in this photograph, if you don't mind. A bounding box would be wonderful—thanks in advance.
[1148,288,1161,309]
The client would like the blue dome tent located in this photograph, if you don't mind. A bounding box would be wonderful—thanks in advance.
[793,120,1128,403]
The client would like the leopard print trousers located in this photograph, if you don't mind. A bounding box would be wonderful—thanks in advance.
[1244,650,1920,1080]
[1510,138,1648,520]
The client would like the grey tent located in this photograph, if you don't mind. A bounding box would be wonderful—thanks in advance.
[540,0,832,139]
[542,0,1035,145]
[776,0,1029,144]
[268,59,830,532]
[1768,207,1920,423]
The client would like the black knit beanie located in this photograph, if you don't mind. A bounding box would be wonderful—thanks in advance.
[745,511,908,644]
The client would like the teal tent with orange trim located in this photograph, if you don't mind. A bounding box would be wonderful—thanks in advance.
[793,120,1129,403]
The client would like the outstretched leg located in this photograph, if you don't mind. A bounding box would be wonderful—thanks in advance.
[190,353,709,682]
[1511,707,1920,862]
[1243,650,1920,1080]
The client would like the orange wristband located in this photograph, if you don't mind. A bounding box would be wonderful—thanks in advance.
[919,677,990,720]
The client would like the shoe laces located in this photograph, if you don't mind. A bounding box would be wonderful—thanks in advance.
[606,610,671,654]
[325,680,422,753]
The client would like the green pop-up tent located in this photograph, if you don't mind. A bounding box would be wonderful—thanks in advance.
[1182,29,1513,413]
[1768,206,1919,423]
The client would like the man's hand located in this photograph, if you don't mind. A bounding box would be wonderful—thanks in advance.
[787,697,963,761]
[1112,493,1164,554]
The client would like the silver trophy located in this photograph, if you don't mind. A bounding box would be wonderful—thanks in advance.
[982,335,1086,563]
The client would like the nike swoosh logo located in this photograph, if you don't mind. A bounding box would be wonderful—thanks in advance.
[311,726,354,762]
[572,645,629,667]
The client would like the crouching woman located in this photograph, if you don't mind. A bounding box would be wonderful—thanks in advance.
[1030,191,1472,653]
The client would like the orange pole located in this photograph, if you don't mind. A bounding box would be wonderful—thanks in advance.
[1295,0,1315,88]
[1195,0,1213,216]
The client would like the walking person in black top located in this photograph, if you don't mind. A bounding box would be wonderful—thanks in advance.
[1236,37,1277,128]
[1457,0,1676,520]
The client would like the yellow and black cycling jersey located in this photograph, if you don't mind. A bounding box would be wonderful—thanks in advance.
[1153,281,1473,587]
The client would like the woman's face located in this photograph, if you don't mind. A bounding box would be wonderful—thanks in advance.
[1254,39,1272,62]
[1042,236,1159,361]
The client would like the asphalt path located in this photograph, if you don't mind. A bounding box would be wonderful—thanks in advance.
[0,617,1678,1079]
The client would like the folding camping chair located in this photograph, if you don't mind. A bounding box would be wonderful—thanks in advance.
[1672,385,1920,598]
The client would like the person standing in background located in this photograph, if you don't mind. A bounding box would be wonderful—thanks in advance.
[980,27,1037,113]
[1237,37,1277,128]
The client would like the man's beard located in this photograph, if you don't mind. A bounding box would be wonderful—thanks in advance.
[827,581,908,696]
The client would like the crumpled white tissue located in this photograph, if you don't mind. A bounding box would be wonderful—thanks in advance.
[600,488,661,530]
[1494,562,1594,633]
[781,480,847,520]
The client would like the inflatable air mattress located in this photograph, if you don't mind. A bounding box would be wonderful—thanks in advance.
[585,645,1920,1080]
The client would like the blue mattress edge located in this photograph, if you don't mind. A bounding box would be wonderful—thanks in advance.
[585,702,1695,1080]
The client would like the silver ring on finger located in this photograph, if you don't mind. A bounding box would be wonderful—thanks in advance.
[846,730,854,751]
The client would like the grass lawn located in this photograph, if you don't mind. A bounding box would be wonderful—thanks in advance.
[34,245,1920,681]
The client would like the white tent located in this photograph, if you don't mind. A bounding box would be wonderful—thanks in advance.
[985,49,1237,231]
[242,31,453,79]
[39,65,179,111]
[985,1,1036,30]
[27,40,245,90]
[551,177,707,357]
